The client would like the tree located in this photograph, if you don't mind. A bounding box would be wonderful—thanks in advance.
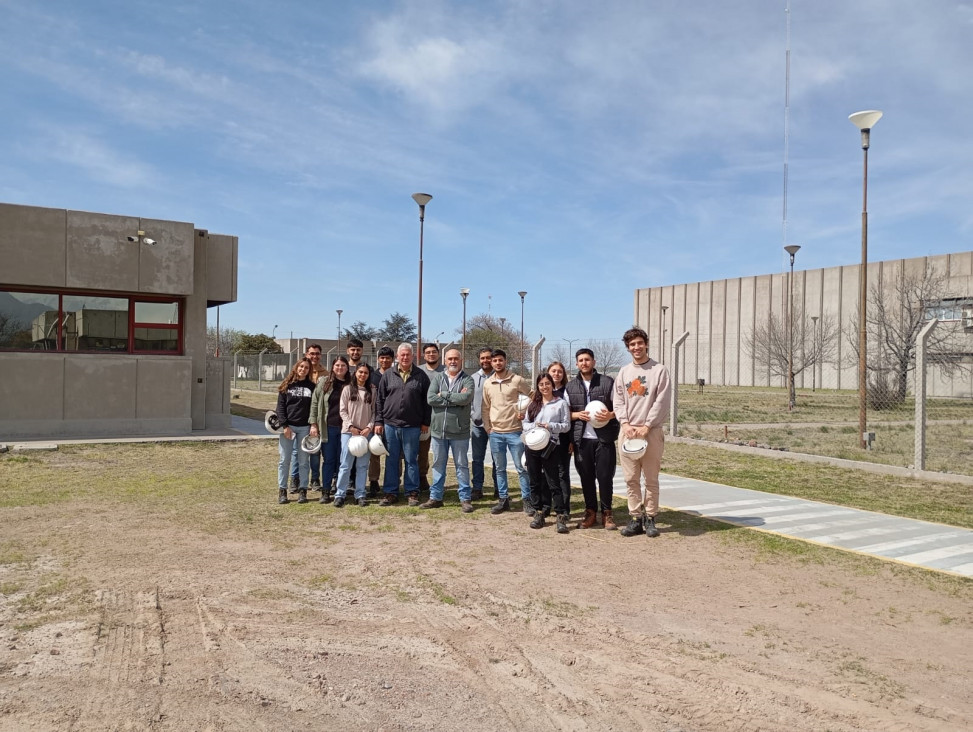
[455,313,532,372]
[744,307,839,406]
[589,339,626,375]
[343,320,377,341]
[378,312,417,343]
[236,333,283,353]
[845,267,971,403]
[206,325,245,356]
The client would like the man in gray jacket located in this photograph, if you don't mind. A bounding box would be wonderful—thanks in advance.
[423,347,475,512]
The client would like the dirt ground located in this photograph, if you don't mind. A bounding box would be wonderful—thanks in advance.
[1,445,972,731]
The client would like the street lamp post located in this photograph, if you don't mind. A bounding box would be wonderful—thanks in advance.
[460,288,470,368]
[412,192,433,354]
[563,338,578,375]
[336,309,343,353]
[660,305,669,364]
[272,324,278,340]
[784,244,801,410]
[810,315,819,391]
[849,110,882,449]
[499,317,506,349]
[518,291,527,377]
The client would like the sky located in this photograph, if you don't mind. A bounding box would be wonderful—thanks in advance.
[2,0,972,352]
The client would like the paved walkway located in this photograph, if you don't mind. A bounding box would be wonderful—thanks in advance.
[6,418,972,578]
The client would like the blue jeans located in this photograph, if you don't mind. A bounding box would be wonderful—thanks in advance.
[430,437,471,502]
[489,431,529,501]
[291,445,320,483]
[470,422,497,491]
[382,425,421,495]
[278,425,310,490]
[320,425,342,490]
[336,433,368,499]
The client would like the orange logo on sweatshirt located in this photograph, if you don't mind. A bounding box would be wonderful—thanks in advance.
[626,377,647,397]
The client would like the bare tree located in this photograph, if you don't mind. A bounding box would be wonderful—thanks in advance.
[206,325,245,357]
[589,339,626,375]
[454,312,531,370]
[845,267,971,402]
[745,307,840,404]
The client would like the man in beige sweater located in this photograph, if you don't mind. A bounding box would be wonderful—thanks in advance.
[481,349,532,515]
[613,326,672,538]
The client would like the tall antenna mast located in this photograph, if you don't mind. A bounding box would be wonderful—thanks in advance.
[781,0,792,268]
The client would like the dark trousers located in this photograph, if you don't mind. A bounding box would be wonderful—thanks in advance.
[574,438,616,512]
[542,438,572,515]
[526,446,566,515]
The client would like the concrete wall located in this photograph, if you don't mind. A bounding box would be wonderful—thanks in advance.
[0,202,238,439]
[635,251,973,398]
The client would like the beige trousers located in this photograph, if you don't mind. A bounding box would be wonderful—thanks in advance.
[619,426,665,517]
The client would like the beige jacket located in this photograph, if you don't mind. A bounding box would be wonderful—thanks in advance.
[481,370,532,434]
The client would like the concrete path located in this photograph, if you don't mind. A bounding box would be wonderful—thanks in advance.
[6,418,972,578]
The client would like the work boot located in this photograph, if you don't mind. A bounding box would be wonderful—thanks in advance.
[490,497,510,515]
[318,491,329,504]
[407,493,420,507]
[310,478,322,491]
[419,499,444,509]
[278,489,289,505]
[620,516,644,537]
[368,481,380,498]
[530,511,545,529]
[556,514,570,534]
[580,509,598,529]
[460,501,474,513]
[643,515,660,538]
[602,510,617,531]
[333,495,345,508]
[471,489,484,501]
[523,502,536,517]
[289,475,300,494]
[356,497,369,507]
[297,489,308,504]
[379,493,399,507]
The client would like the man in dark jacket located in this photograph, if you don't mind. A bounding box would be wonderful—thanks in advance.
[374,343,431,507]
[565,348,620,530]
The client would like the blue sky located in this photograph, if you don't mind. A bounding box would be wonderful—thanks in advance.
[2,0,972,350]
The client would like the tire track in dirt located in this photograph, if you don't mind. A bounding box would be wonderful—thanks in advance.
[69,588,165,731]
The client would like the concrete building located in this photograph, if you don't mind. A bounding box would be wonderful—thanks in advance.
[634,251,973,398]
[0,202,238,439]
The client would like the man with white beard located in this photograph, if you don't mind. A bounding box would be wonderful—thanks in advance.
[424,348,475,512]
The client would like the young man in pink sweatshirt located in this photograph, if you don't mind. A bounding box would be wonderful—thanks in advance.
[613,326,672,538]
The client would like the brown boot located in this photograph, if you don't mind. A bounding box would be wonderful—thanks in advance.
[580,509,598,529]
[602,510,617,530]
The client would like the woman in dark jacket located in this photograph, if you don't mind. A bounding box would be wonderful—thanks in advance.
[276,359,315,505]
[545,361,573,523]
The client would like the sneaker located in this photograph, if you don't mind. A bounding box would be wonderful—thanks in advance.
[333,495,345,508]
[379,493,399,506]
[278,489,289,505]
[297,489,308,505]
[556,514,570,534]
[471,489,484,501]
[310,478,322,490]
[419,499,444,509]
[460,501,474,513]
[602,510,617,531]
[620,516,644,537]
[644,515,660,538]
[407,493,420,507]
[530,511,545,529]
[580,509,598,529]
[356,497,368,507]
[523,502,536,517]
[490,497,510,515]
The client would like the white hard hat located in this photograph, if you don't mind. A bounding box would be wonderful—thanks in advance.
[621,438,648,459]
[264,410,284,434]
[520,451,527,469]
[369,434,389,456]
[524,427,551,451]
[301,434,322,454]
[517,394,531,411]
[586,400,608,429]
[348,435,369,457]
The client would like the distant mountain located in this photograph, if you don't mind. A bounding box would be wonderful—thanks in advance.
[0,291,53,327]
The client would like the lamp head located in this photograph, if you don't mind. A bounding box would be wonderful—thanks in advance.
[460,288,470,298]
[518,290,527,300]
[849,110,883,150]
[784,244,801,264]
[412,192,432,207]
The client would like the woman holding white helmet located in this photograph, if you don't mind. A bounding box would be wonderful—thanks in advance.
[332,363,376,507]
[522,373,571,532]
[274,359,315,505]
[308,356,350,502]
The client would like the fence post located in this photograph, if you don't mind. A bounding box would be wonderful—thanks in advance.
[233,351,238,390]
[914,318,938,471]
[258,348,268,392]
[531,336,546,382]
[669,331,690,436]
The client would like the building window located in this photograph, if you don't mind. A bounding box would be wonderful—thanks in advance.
[0,288,183,354]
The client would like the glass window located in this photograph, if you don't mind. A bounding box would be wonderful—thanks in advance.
[0,291,59,350]
[134,327,179,352]
[62,295,129,352]
[135,301,180,325]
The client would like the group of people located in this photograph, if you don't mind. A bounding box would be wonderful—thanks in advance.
[272,327,671,538]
